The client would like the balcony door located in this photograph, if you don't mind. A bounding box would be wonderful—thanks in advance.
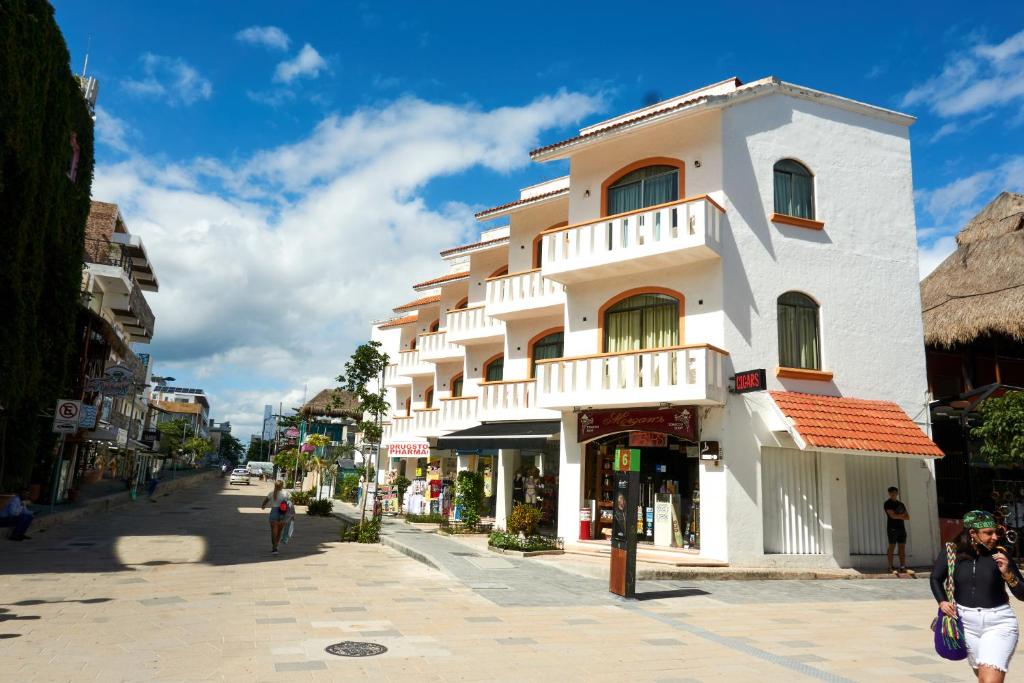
[606,165,679,215]
[603,293,679,353]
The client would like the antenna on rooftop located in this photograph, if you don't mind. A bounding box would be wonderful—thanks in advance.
[82,35,92,77]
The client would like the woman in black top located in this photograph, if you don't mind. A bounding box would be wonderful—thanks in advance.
[931,510,1024,681]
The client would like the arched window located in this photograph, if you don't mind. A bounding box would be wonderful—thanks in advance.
[429,319,440,332]
[533,234,544,269]
[453,297,468,310]
[450,372,464,398]
[409,337,417,350]
[603,291,680,352]
[423,387,434,409]
[607,165,679,215]
[530,330,564,378]
[489,266,508,278]
[484,355,504,382]
[773,159,814,220]
[777,292,821,370]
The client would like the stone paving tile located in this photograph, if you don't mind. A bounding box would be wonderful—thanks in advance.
[465,616,501,623]
[778,640,816,648]
[644,638,683,646]
[275,660,327,672]
[255,617,297,624]
[496,637,537,645]
[909,674,961,683]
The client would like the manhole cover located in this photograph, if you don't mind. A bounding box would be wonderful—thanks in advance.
[325,641,387,657]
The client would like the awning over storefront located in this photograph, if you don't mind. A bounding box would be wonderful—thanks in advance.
[768,391,943,458]
[436,421,560,450]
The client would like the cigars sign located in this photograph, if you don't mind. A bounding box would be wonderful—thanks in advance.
[577,407,696,443]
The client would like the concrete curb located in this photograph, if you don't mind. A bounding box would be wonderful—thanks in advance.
[331,510,450,575]
[487,545,565,558]
[33,470,220,535]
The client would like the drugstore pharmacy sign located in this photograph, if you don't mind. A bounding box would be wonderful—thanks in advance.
[577,407,696,443]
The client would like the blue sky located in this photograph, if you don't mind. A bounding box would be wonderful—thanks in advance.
[53,1,1024,438]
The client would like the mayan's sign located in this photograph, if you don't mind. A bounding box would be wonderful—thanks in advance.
[577,407,696,443]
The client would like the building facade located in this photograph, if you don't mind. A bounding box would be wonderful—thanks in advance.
[151,386,211,439]
[371,77,941,569]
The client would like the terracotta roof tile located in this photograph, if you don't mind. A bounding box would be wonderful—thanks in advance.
[378,314,418,329]
[769,391,943,458]
[393,295,441,313]
[412,271,469,291]
[474,187,570,219]
[439,235,510,257]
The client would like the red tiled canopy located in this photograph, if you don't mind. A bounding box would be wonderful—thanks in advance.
[378,314,418,329]
[769,391,943,458]
[393,295,441,313]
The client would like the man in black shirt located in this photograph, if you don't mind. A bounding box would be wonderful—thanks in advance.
[884,486,910,573]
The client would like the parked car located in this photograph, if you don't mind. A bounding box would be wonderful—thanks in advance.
[229,468,251,485]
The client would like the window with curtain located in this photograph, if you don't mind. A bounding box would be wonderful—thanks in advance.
[485,356,504,382]
[530,331,564,378]
[773,159,814,219]
[429,320,439,332]
[424,388,433,409]
[777,292,821,369]
[606,165,679,215]
[451,375,463,397]
[534,237,543,268]
[603,293,679,352]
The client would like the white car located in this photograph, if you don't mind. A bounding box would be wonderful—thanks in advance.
[229,468,251,485]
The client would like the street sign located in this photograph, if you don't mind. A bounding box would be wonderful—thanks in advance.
[699,441,721,461]
[52,399,82,434]
[79,405,98,429]
[730,369,767,393]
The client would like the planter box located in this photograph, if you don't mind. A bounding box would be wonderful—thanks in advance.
[487,544,564,558]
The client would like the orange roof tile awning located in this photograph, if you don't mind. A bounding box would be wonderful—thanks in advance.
[378,314,418,329]
[393,295,441,313]
[769,391,943,458]
[412,271,469,291]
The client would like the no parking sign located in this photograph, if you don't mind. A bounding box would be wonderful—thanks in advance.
[52,399,81,434]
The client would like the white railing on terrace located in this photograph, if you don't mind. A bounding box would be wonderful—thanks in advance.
[383,416,414,443]
[540,195,723,283]
[396,349,432,376]
[413,409,442,436]
[418,330,462,361]
[384,363,409,387]
[446,305,505,344]
[440,395,479,428]
[484,269,565,319]
[479,379,560,420]
[534,344,728,409]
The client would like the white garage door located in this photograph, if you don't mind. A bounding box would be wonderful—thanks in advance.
[846,456,900,555]
[762,447,824,554]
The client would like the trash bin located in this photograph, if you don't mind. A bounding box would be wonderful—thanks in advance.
[579,507,592,540]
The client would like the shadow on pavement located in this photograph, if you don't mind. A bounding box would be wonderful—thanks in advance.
[635,588,710,601]
[0,480,344,576]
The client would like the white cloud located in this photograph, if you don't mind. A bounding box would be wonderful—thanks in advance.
[916,155,1024,225]
[902,29,1024,118]
[235,25,291,51]
[122,53,212,106]
[274,44,327,83]
[92,91,603,440]
[918,235,957,280]
[95,106,135,153]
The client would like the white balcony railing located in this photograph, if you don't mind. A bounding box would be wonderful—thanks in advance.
[383,416,414,443]
[446,305,505,345]
[413,409,442,437]
[418,330,463,362]
[535,344,728,410]
[484,269,565,321]
[440,396,479,430]
[479,379,560,421]
[540,195,724,284]
[396,349,433,377]
[384,363,411,387]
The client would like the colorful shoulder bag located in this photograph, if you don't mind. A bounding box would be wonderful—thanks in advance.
[933,542,968,660]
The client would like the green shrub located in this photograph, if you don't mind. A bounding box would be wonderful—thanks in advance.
[506,503,542,536]
[393,475,411,506]
[337,473,360,502]
[488,529,557,552]
[406,512,445,524]
[306,498,334,516]
[290,488,315,506]
[455,470,485,528]
[285,478,295,489]
[339,518,380,543]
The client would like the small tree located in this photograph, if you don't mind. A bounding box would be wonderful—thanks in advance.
[972,391,1024,467]
[219,433,245,466]
[455,470,485,528]
[182,436,213,465]
[157,419,190,455]
[337,341,390,524]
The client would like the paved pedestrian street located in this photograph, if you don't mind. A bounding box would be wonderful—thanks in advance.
[0,480,1017,682]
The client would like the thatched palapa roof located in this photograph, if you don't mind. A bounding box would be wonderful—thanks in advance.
[300,389,361,419]
[921,192,1024,348]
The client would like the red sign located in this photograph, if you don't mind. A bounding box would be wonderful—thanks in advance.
[628,432,668,448]
[388,440,431,457]
[732,369,766,393]
[577,407,696,443]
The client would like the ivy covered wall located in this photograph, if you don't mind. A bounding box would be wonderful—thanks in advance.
[0,0,95,489]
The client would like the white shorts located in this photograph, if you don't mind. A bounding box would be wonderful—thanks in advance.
[959,604,1020,673]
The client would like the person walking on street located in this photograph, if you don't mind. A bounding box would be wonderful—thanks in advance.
[885,486,910,573]
[261,480,290,555]
[931,510,1024,682]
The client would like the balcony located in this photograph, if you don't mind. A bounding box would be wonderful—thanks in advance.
[384,363,411,388]
[440,396,480,431]
[418,330,463,362]
[446,305,505,345]
[539,196,724,284]
[479,379,560,421]
[110,281,156,343]
[484,269,565,321]
[382,416,414,444]
[413,408,442,437]
[396,349,434,377]
[534,344,728,410]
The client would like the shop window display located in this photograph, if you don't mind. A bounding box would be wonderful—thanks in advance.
[513,445,559,532]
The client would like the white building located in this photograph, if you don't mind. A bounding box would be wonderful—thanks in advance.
[372,76,941,569]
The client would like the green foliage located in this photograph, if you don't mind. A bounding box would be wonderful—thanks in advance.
[506,503,542,537]
[455,470,485,528]
[306,498,334,516]
[406,512,445,524]
[156,419,189,454]
[246,437,268,462]
[339,518,381,543]
[182,436,213,463]
[393,475,411,505]
[272,448,299,473]
[973,391,1024,467]
[0,0,96,490]
[285,478,295,489]
[337,473,360,502]
[218,433,245,465]
[290,488,315,506]
[488,530,557,552]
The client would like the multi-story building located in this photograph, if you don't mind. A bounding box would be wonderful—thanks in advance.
[151,386,211,439]
[371,76,941,569]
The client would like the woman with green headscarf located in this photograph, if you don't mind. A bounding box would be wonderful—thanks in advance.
[931,510,1024,681]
